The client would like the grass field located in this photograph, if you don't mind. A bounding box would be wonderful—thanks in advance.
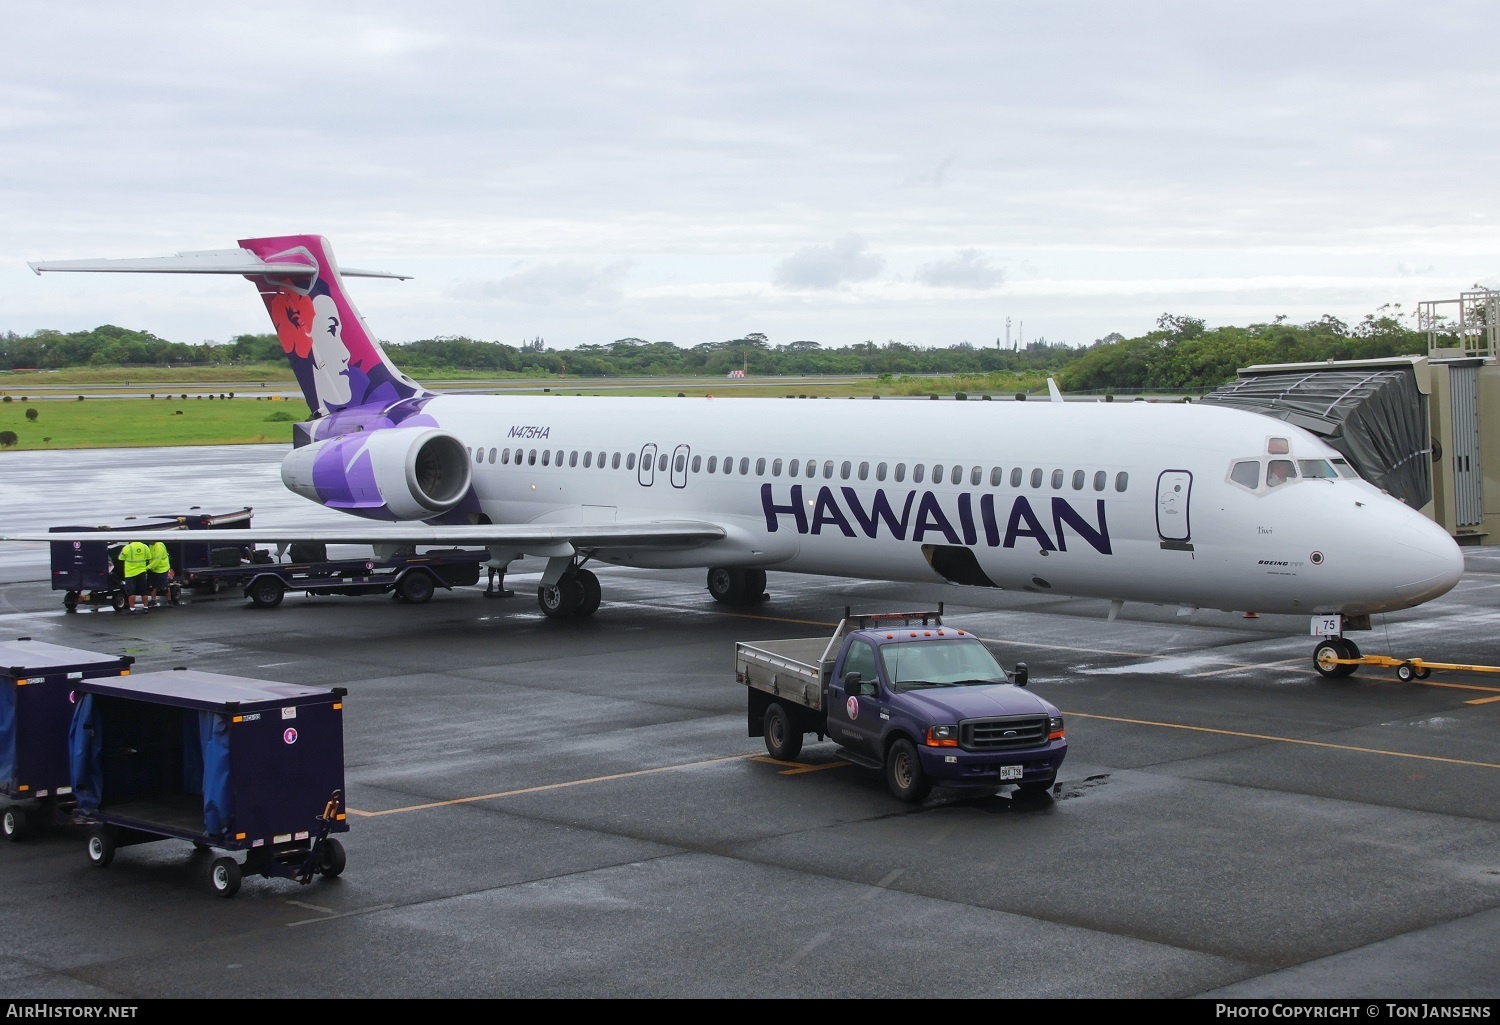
[0,367,1051,449]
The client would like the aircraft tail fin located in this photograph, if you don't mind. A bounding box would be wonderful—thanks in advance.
[30,234,425,417]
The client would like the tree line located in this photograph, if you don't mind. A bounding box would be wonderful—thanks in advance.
[0,308,1428,393]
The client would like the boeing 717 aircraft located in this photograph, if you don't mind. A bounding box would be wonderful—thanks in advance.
[15,235,1465,674]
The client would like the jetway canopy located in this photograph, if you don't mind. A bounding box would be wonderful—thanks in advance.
[1199,363,1431,509]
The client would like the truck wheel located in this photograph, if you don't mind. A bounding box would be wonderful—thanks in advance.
[86,827,115,868]
[64,590,79,612]
[764,702,803,760]
[317,837,347,879]
[398,571,435,605]
[111,592,127,612]
[247,576,285,609]
[209,856,242,898]
[885,738,932,804]
[3,808,26,842]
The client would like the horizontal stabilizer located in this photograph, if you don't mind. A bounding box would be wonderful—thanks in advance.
[29,248,409,280]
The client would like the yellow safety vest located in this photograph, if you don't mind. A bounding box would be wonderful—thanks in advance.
[120,541,151,578]
[147,542,171,574]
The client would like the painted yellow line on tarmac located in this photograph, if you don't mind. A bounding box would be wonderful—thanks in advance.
[349,752,758,817]
[1066,711,1500,770]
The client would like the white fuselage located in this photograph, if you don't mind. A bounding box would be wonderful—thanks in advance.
[397,394,1463,617]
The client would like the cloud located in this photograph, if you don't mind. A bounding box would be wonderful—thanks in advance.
[914,249,1003,289]
[461,260,630,305]
[773,234,885,290]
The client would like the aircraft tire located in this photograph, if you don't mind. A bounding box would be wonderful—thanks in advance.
[1313,638,1356,678]
[706,567,750,605]
[763,702,803,760]
[537,578,584,619]
[575,570,601,618]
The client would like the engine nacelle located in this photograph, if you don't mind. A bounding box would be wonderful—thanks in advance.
[281,426,472,521]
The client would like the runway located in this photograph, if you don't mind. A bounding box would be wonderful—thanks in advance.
[0,448,1497,999]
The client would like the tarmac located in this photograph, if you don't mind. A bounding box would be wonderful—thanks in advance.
[0,447,1497,999]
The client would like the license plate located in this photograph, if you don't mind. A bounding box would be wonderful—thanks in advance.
[999,764,1023,780]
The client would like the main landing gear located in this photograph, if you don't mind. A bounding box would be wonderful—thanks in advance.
[537,566,602,620]
[706,567,768,606]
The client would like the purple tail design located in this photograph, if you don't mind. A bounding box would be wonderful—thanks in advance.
[237,235,426,417]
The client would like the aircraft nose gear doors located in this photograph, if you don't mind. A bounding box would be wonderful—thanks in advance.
[1156,469,1194,551]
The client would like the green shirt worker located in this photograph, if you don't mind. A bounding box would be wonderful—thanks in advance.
[147,540,174,608]
[119,540,151,614]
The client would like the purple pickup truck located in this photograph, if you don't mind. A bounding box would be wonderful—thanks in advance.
[737,607,1066,802]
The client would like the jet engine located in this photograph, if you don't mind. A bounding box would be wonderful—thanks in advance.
[281,426,472,521]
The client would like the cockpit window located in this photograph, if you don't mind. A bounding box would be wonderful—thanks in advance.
[1230,461,1261,490]
[1268,437,1290,455]
[1330,458,1358,479]
[1266,459,1296,487]
[1298,459,1338,480]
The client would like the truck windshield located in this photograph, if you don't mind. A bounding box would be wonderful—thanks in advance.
[879,638,1008,691]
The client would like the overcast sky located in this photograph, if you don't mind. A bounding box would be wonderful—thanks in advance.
[4,2,1498,353]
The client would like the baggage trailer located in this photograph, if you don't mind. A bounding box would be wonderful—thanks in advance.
[191,545,489,608]
[0,638,134,840]
[48,507,256,612]
[69,668,349,898]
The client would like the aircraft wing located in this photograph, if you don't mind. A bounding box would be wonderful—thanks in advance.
[2,519,726,554]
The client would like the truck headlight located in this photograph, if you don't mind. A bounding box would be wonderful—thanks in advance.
[1048,716,1065,741]
[925,725,959,748]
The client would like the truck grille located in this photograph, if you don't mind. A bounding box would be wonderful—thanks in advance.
[960,715,1051,751]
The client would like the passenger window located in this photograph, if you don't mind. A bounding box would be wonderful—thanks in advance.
[598,451,606,467]
[1114,471,1128,492]
[675,453,686,472]
[1071,469,1084,490]
[1093,470,1106,491]
[876,462,888,481]
[569,451,579,467]
[611,452,621,469]
[502,449,511,465]
[756,457,766,475]
[1030,468,1043,488]
[990,467,1002,486]
[584,451,593,468]
[1298,459,1337,479]
[475,448,483,463]
[740,457,750,475]
[556,450,564,466]
[788,458,799,477]
[1051,469,1064,489]
[931,464,943,484]
[707,456,718,473]
[772,458,783,476]
[528,449,537,466]
[515,448,524,464]
[823,460,834,478]
[840,460,851,479]
[1267,459,1296,486]
[971,466,982,486]
[489,448,497,464]
[689,455,699,472]
[542,450,551,466]
[805,460,817,479]
[913,464,926,484]
[858,461,869,481]
[894,463,906,482]
[953,466,965,486]
[1230,461,1261,489]
[1010,467,1023,487]
[626,452,636,470]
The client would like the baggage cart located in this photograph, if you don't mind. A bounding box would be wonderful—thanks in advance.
[48,507,255,612]
[0,638,134,840]
[199,546,489,608]
[70,668,349,897]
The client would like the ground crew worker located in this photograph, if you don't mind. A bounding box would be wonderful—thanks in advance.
[146,540,174,608]
[119,539,151,614]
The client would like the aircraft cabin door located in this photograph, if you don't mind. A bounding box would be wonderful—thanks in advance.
[1156,469,1193,551]
[670,444,690,489]
[638,443,658,487]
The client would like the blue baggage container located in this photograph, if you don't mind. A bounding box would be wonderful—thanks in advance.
[0,637,134,840]
[69,668,348,897]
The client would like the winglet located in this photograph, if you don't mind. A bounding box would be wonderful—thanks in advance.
[1047,378,1064,403]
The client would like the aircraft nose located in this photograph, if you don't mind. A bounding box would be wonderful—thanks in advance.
[1390,513,1465,603]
